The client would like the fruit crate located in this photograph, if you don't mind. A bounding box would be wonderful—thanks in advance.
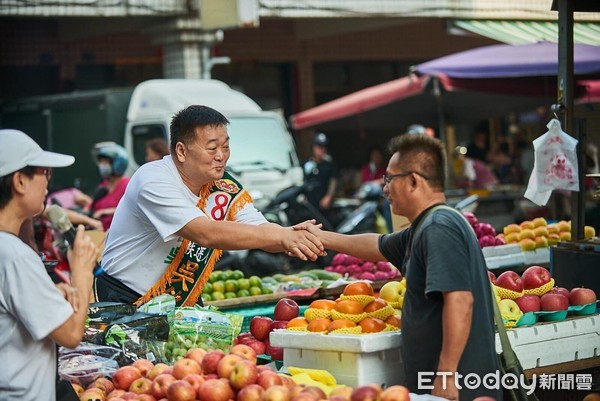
[500,314,600,370]
[270,330,404,388]
[228,304,309,333]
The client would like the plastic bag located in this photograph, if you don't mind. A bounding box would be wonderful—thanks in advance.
[58,344,121,387]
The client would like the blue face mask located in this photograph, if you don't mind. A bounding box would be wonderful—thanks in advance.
[98,164,113,178]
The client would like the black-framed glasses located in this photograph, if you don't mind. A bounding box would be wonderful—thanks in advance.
[383,171,429,185]
[32,167,53,181]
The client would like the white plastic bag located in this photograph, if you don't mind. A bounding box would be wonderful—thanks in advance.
[524,119,578,206]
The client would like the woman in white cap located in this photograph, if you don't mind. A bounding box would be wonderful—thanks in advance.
[0,129,99,401]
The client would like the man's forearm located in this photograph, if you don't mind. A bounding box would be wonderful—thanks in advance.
[319,230,385,262]
[438,291,473,373]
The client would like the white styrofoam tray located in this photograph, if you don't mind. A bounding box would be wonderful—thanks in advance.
[499,314,600,370]
[486,253,526,270]
[482,244,522,258]
[522,248,550,265]
[269,330,402,352]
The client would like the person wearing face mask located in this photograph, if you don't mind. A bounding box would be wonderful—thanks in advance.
[90,142,130,231]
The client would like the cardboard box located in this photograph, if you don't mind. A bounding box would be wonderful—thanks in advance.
[270,330,404,387]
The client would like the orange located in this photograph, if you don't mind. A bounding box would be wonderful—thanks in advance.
[385,315,401,328]
[334,300,364,314]
[359,317,386,333]
[343,281,374,296]
[309,299,337,311]
[286,317,309,329]
[307,318,332,332]
[327,319,356,332]
[364,298,388,313]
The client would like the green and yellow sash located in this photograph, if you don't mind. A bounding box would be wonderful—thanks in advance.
[135,172,253,307]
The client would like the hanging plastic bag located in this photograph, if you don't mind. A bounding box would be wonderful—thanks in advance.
[524,119,578,206]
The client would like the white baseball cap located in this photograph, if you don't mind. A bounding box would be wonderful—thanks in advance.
[0,129,75,177]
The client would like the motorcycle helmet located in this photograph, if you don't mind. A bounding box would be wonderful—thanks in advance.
[92,141,128,176]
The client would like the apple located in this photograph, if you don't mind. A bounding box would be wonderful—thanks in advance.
[150,374,176,400]
[147,363,170,381]
[112,366,143,391]
[519,238,536,252]
[106,390,126,401]
[263,385,290,401]
[166,380,196,401]
[540,293,569,311]
[498,299,522,320]
[534,226,549,237]
[129,377,152,395]
[250,316,274,341]
[80,389,107,401]
[265,343,284,361]
[201,349,226,375]
[550,286,570,298]
[521,266,551,290]
[229,359,259,390]
[517,229,535,241]
[120,393,138,401]
[237,384,265,401]
[230,343,258,363]
[274,298,300,321]
[487,271,496,284]
[270,320,289,331]
[570,287,597,306]
[330,386,353,400]
[350,385,382,401]
[137,395,157,401]
[183,374,205,397]
[173,358,202,380]
[559,231,571,242]
[380,385,410,401]
[515,294,541,313]
[88,377,115,395]
[301,386,326,400]
[216,353,243,379]
[132,359,154,377]
[245,339,267,356]
[278,375,296,390]
[291,392,319,401]
[197,379,235,401]
[378,280,405,303]
[257,365,275,373]
[495,271,523,293]
[257,370,283,389]
[547,233,560,246]
[184,347,207,366]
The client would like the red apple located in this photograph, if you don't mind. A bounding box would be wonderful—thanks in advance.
[88,377,115,395]
[521,266,552,290]
[350,385,382,401]
[106,390,127,401]
[330,386,353,400]
[147,363,170,381]
[172,358,202,380]
[488,271,496,284]
[236,384,265,401]
[166,380,196,401]
[132,359,154,378]
[301,386,326,400]
[570,287,597,305]
[274,298,300,321]
[257,370,283,389]
[245,339,267,356]
[229,359,259,390]
[129,377,152,395]
[184,347,207,366]
[197,378,235,401]
[120,392,138,401]
[200,349,226,375]
[150,374,176,399]
[137,395,157,401]
[514,294,541,313]
[230,343,258,363]
[495,271,523,293]
[270,320,289,332]
[540,293,569,311]
[257,365,275,373]
[183,374,205,397]
[550,286,570,299]
[112,366,143,391]
[80,389,106,401]
[263,385,290,401]
[291,392,319,401]
[216,353,243,379]
[380,385,410,401]
[265,343,284,361]
[250,316,273,341]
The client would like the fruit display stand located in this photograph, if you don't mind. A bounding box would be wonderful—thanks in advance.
[483,244,550,271]
[269,330,404,388]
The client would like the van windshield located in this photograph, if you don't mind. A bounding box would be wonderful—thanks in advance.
[227,116,296,171]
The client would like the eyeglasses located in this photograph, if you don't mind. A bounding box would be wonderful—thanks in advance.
[383,171,429,185]
[32,167,53,181]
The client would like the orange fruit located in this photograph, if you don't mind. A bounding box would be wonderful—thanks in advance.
[327,319,356,332]
[363,298,388,313]
[359,317,386,333]
[343,281,374,296]
[385,315,401,328]
[309,299,337,311]
[307,318,332,332]
[334,300,364,314]
[286,317,309,329]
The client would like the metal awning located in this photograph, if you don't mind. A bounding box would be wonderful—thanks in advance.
[452,20,600,46]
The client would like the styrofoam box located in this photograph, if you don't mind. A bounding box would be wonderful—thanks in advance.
[486,252,526,269]
[497,314,600,370]
[270,330,404,387]
[482,244,522,258]
[522,248,550,265]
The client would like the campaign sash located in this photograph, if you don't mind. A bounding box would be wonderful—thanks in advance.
[134,172,253,307]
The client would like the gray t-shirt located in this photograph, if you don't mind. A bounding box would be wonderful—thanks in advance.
[379,205,502,400]
[0,232,74,401]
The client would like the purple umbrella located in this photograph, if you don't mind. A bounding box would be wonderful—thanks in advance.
[415,41,600,78]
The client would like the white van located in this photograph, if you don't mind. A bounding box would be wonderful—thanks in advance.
[124,79,303,209]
